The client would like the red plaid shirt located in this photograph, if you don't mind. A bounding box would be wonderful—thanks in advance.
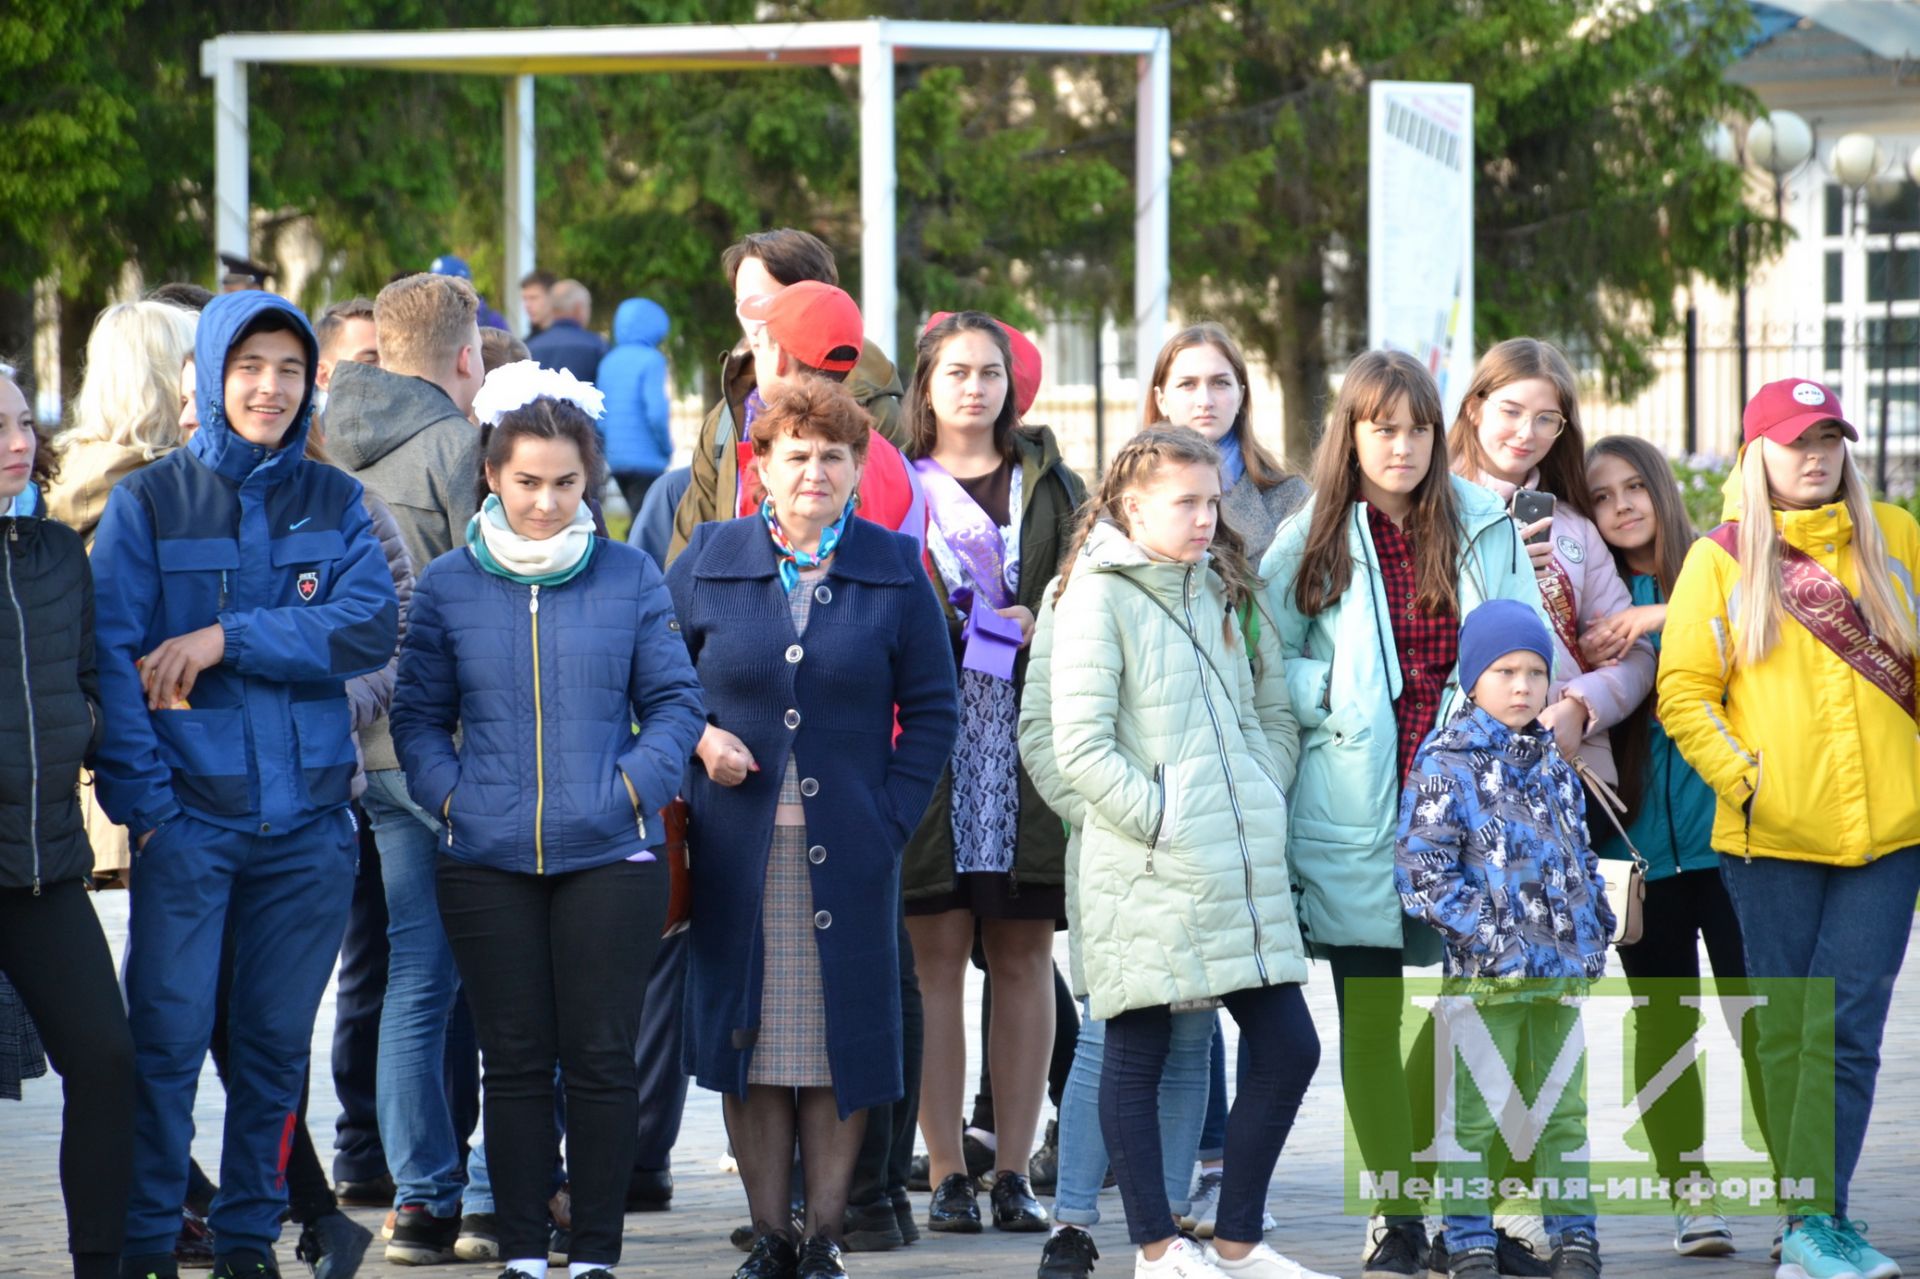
[1367,504,1459,786]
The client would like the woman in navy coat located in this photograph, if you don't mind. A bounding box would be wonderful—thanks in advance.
[391,370,706,1278]
[666,377,958,1279]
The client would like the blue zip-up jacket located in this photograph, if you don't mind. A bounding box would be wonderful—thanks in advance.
[390,537,707,877]
[599,298,672,477]
[1594,572,1718,879]
[91,291,400,837]
[1394,705,1615,980]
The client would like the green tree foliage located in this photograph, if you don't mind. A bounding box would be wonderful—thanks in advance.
[5,0,1774,441]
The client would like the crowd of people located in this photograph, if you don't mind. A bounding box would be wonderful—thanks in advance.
[1,224,1916,1279]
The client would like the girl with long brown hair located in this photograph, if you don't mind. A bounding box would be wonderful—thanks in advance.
[1448,337,1655,780]
[1142,323,1307,560]
[1261,349,1542,1273]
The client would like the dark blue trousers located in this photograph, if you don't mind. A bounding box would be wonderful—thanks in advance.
[632,928,690,1172]
[331,811,390,1183]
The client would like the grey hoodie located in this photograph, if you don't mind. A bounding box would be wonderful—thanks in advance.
[323,359,479,771]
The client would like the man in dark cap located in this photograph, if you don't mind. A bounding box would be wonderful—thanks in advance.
[428,254,509,332]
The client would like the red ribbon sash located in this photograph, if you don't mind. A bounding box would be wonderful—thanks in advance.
[1708,521,1917,720]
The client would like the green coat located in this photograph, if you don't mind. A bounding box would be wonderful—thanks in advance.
[1047,522,1309,1020]
[901,426,1086,902]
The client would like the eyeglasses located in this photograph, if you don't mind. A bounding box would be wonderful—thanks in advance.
[1489,399,1567,440]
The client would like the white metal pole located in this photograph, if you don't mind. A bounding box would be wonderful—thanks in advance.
[211,52,251,268]
[503,74,536,336]
[859,21,898,361]
[1133,32,1171,380]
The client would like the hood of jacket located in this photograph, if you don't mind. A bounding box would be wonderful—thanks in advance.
[613,297,670,348]
[186,291,319,488]
[1079,517,1201,608]
[846,339,904,412]
[322,359,471,471]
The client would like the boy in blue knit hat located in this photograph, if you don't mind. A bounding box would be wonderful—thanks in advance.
[1394,599,1615,1279]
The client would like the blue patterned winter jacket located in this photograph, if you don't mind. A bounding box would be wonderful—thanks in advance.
[1394,705,1614,980]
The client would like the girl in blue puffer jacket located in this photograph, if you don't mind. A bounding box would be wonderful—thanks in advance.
[391,362,706,1279]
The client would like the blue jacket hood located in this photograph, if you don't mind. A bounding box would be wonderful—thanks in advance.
[190,291,320,486]
[613,297,669,348]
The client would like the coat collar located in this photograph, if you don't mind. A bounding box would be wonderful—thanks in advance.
[692,513,918,585]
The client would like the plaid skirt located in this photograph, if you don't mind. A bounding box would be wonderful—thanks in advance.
[746,817,833,1087]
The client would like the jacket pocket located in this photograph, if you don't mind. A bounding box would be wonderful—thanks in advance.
[270,529,347,604]
[155,538,241,617]
[618,765,649,843]
[290,698,355,809]
[150,707,249,816]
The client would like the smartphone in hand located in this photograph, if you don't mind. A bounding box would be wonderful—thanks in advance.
[1510,487,1556,544]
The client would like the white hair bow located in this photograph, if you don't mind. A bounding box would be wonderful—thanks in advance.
[472,359,606,427]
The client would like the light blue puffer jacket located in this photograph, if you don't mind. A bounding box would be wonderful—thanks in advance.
[1259,476,1545,958]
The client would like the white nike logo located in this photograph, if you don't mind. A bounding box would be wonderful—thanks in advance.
[290,517,311,530]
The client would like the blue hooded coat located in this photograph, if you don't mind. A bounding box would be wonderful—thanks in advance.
[90,291,399,837]
[599,298,672,477]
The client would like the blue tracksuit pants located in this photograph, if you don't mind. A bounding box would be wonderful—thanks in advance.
[123,809,357,1258]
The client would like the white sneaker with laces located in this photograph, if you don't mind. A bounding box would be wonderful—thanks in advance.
[1673,1209,1735,1256]
[1205,1241,1339,1279]
[1492,1213,1549,1259]
[1136,1234,1227,1277]
[1183,1170,1225,1237]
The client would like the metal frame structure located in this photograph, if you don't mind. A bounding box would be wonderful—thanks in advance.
[200,19,1172,363]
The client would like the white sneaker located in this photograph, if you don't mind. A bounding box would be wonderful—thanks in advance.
[1205,1240,1340,1279]
[1183,1170,1225,1237]
[1360,1214,1386,1261]
[1263,1211,1278,1233]
[1674,1210,1735,1256]
[1136,1234,1228,1277]
[1492,1213,1549,1260]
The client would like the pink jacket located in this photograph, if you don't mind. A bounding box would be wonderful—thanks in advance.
[1467,471,1655,785]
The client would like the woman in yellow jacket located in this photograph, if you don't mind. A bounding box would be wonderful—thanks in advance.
[1659,378,1919,1279]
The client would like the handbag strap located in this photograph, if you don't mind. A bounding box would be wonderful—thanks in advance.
[1569,753,1648,873]
[1113,573,1242,706]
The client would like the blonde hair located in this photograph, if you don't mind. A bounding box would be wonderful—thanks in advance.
[62,302,198,459]
[374,274,478,376]
[1733,442,1917,666]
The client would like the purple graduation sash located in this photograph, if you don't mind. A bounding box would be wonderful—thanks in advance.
[914,457,1022,681]
[1708,521,1917,720]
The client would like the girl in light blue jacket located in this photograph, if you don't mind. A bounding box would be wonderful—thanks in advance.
[1259,350,1543,1272]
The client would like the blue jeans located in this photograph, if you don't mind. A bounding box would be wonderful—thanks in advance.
[1198,1016,1228,1162]
[365,768,465,1215]
[1718,847,1920,1217]
[1053,1001,1210,1226]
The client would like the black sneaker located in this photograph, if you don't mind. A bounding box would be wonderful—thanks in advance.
[173,1211,215,1270]
[210,1252,280,1279]
[1029,1119,1060,1193]
[123,1255,182,1279]
[293,1210,372,1279]
[796,1235,848,1278]
[733,1233,799,1279]
[454,1213,499,1263]
[1429,1231,1551,1278]
[1548,1233,1601,1279]
[1038,1224,1100,1278]
[890,1187,920,1246]
[990,1170,1049,1232]
[928,1172,982,1233]
[908,1152,932,1192]
[1364,1220,1427,1278]
[384,1204,460,1266]
[332,1174,396,1209]
[547,1226,570,1265]
[842,1195,906,1252]
[1443,1244,1500,1279]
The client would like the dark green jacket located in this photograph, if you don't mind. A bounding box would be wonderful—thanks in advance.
[902,425,1087,901]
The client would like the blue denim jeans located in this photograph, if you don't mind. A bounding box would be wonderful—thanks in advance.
[1053,1001,1210,1226]
[365,768,466,1215]
[1198,1015,1227,1162]
[1718,847,1920,1217]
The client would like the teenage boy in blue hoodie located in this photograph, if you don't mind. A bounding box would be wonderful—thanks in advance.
[91,291,399,1279]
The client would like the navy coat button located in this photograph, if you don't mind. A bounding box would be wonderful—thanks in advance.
[813,909,832,929]
[799,777,820,797]
[786,644,804,663]
[814,584,833,604]
[784,709,802,730]
[808,844,827,864]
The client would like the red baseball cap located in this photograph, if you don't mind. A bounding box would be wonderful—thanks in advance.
[1742,377,1858,447]
[739,282,863,374]
[924,312,1043,417]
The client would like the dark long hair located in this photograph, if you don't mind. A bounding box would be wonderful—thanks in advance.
[1448,337,1595,523]
[1584,434,1698,826]
[1142,323,1291,490]
[475,396,606,509]
[902,311,1020,462]
[1292,350,1460,618]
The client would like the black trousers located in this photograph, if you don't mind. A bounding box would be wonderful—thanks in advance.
[850,913,924,1205]
[1616,865,1766,1185]
[438,855,667,1265]
[0,880,136,1268]
[330,813,389,1183]
[631,929,691,1174]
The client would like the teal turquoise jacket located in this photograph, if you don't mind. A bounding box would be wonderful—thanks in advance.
[1594,572,1718,879]
[1259,476,1545,960]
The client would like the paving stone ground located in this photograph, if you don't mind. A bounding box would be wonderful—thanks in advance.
[5,892,1916,1278]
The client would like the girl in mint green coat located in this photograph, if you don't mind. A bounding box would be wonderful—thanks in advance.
[1258,351,1543,1271]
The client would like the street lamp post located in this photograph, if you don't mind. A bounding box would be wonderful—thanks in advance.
[1724,112,1814,410]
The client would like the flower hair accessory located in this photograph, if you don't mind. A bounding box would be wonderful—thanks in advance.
[471,359,606,427]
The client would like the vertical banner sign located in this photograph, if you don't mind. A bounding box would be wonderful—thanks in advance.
[1369,82,1475,420]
